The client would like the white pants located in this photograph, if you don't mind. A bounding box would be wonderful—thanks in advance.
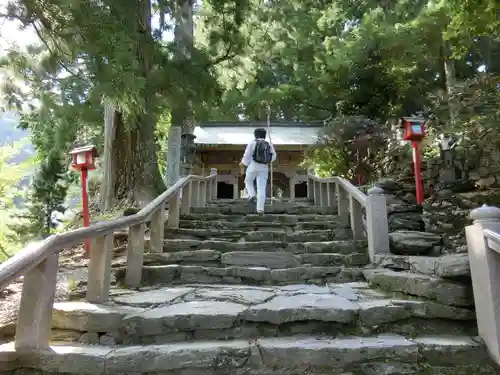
[245,170,268,212]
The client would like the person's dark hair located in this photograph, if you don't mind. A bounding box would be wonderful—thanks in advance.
[254,128,267,139]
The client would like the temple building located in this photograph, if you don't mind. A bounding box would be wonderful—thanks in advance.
[190,121,324,199]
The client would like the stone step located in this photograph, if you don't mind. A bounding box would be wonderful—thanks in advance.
[191,205,337,215]
[49,283,476,346]
[113,250,369,268]
[363,268,473,307]
[211,198,314,205]
[373,253,471,278]
[163,228,353,242]
[2,334,495,374]
[114,264,366,286]
[178,219,350,230]
[180,212,346,223]
[162,239,367,254]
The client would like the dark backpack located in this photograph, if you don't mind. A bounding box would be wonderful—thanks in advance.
[252,139,273,164]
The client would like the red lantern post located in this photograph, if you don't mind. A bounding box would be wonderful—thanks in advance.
[70,145,99,254]
[400,117,427,205]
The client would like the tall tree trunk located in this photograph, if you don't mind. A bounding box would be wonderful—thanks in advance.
[166,0,194,185]
[443,38,459,127]
[101,0,165,207]
[100,100,116,211]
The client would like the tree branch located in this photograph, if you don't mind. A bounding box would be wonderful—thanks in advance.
[206,43,235,67]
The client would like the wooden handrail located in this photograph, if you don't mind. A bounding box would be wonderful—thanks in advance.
[0,173,216,290]
[308,175,368,206]
[0,169,218,351]
[307,172,389,262]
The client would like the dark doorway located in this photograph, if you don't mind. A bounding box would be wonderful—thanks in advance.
[295,182,307,198]
[217,182,233,199]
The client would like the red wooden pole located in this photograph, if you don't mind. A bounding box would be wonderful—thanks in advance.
[81,168,90,254]
[412,141,424,205]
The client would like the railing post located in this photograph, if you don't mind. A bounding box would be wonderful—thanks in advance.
[314,180,321,206]
[199,181,207,207]
[307,176,314,199]
[150,203,165,253]
[207,178,213,202]
[192,180,200,207]
[125,224,145,288]
[466,205,500,365]
[210,168,218,200]
[15,253,58,350]
[87,234,114,302]
[349,195,364,240]
[167,190,180,228]
[181,181,192,214]
[327,182,337,211]
[366,187,389,261]
[336,183,349,218]
[320,182,328,207]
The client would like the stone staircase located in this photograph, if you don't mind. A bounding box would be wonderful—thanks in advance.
[1,198,499,374]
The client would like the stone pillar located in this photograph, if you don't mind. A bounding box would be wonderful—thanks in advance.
[366,186,390,261]
[233,175,239,199]
[289,175,296,200]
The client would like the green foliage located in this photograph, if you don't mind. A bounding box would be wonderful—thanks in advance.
[1,0,252,203]
[0,140,37,260]
[12,151,70,241]
[156,110,171,178]
[305,116,387,181]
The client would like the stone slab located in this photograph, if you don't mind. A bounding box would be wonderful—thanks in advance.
[373,253,470,278]
[162,239,293,252]
[47,283,478,340]
[185,286,276,305]
[191,206,338,215]
[112,287,194,307]
[243,293,359,324]
[106,340,251,372]
[221,251,301,268]
[122,301,248,335]
[180,213,346,224]
[115,264,365,286]
[363,269,473,307]
[242,229,353,242]
[300,252,369,266]
[20,344,112,374]
[358,299,410,326]
[52,302,143,332]
[257,334,419,368]
[391,299,475,320]
[144,250,221,265]
[1,334,492,373]
[161,239,366,255]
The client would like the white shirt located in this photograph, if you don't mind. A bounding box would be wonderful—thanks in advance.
[241,138,277,173]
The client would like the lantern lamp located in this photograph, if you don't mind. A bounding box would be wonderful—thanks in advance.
[70,145,99,171]
[181,134,197,164]
[400,117,426,142]
[69,144,98,256]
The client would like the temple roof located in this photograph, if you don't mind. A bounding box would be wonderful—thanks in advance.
[194,121,324,145]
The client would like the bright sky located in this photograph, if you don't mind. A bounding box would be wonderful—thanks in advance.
[0,1,172,56]
[0,0,39,55]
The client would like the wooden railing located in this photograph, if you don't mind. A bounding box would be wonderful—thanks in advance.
[307,173,390,259]
[0,168,218,351]
[465,204,500,366]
